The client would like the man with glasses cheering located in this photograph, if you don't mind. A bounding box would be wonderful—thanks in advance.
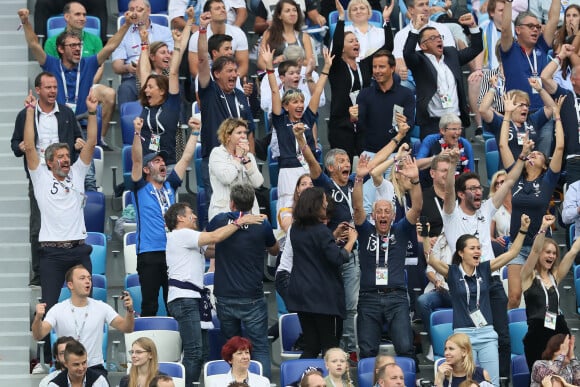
[403,12,482,139]
[441,145,531,381]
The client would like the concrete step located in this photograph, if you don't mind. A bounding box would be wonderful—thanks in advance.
[0,332,30,347]
[0,317,29,333]
[0,31,25,46]
[0,361,30,377]
[0,273,28,288]
[0,197,29,214]
[0,213,28,228]
[0,345,29,363]
[0,45,28,61]
[0,166,27,181]
[0,76,28,90]
[0,242,30,259]
[0,179,27,196]
[0,152,26,167]
[0,107,22,123]
[0,257,29,274]
[0,92,27,110]
[0,0,30,15]
[0,303,30,318]
[0,227,28,243]
[0,374,33,387]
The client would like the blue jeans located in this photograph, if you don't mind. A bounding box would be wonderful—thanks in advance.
[537,118,554,157]
[341,255,360,353]
[416,290,452,333]
[357,289,416,362]
[167,297,204,386]
[455,325,499,386]
[117,77,138,106]
[216,296,271,378]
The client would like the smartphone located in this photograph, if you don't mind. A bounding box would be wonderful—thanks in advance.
[419,216,429,237]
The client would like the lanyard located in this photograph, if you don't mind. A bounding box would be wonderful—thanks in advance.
[331,179,353,219]
[434,196,444,218]
[70,300,89,340]
[574,96,580,128]
[462,269,481,311]
[220,90,241,118]
[524,48,538,76]
[145,106,166,135]
[375,231,391,266]
[347,62,363,93]
[152,186,171,214]
[59,60,81,104]
[537,273,559,312]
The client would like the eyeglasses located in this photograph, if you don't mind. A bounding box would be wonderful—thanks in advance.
[445,127,462,132]
[63,43,82,48]
[465,186,483,192]
[518,23,542,30]
[421,34,444,44]
[494,179,505,187]
[128,350,150,355]
[516,102,530,108]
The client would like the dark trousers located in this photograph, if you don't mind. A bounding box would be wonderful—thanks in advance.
[490,276,511,379]
[419,117,441,140]
[297,312,343,359]
[34,0,108,43]
[28,180,41,283]
[328,120,365,164]
[136,251,168,316]
[566,158,580,185]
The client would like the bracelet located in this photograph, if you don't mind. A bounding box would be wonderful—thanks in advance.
[354,176,364,183]
[503,119,510,123]
[306,78,314,83]
[141,45,149,51]
[411,179,420,185]
[199,27,207,33]
[537,229,546,234]
[88,111,97,115]
[266,68,275,75]
[391,137,401,145]
[519,229,527,235]
[242,158,251,165]
[518,154,528,161]
[191,131,200,136]
[554,117,561,122]
[321,71,329,76]
[134,131,145,141]
[174,47,181,52]
[140,42,149,46]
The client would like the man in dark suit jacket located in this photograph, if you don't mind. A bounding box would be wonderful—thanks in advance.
[403,13,483,139]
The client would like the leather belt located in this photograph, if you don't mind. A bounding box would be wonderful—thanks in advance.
[40,240,85,249]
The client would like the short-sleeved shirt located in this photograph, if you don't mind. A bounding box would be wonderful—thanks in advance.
[500,38,550,110]
[271,107,316,168]
[29,159,90,242]
[207,211,276,298]
[41,55,100,115]
[510,167,559,245]
[487,111,547,160]
[166,228,205,302]
[45,298,118,367]
[44,30,103,58]
[188,24,248,53]
[357,217,414,291]
[313,173,354,231]
[448,261,494,329]
[139,93,180,165]
[131,171,182,254]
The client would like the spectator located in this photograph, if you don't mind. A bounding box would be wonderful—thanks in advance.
[488,170,512,256]
[43,1,116,149]
[403,14,483,138]
[130,114,200,316]
[257,0,313,70]
[149,375,175,387]
[498,92,564,309]
[206,184,279,376]
[330,0,395,162]
[278,174,313,233]
[120,338,162,387]
[10,72,83,287]
[371,355,396,385]
[549,5,580,91]
[284,187,357,358]
[254,0,326,35]
[521,216,579,371]
[324,348,354,387]
[188,0,249,79]
[434,333,492,386]
[425,215,529,386]
[418,154,453,239]
[375,363,406,387]
[531,334,580,387]
[112,0,174,106]
[39,336,76,387]
[300,370,326,387]
[165,201,265,385]
[529,0,580,25]
[344,0,388,60]
[47,340,109,387]
[32,265,135,376]
[352,153,422,364]
[562,180,580,249]
[171,0,247,28]
[205,336,271,387]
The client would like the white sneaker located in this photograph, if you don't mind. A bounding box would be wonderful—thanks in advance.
[426,345,434,362]
[31,362,48,374]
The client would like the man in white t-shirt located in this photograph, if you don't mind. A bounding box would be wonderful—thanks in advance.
[441,144,529,381]
[164,201,266,386]
[169,0,247,28]
[47,340,109,387]
[32,265,135,377]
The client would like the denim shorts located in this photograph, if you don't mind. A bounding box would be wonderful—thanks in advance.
[508,244,531,265]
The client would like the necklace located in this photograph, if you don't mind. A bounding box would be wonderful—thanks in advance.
[70,300,89,340]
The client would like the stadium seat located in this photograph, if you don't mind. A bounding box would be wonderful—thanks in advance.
[86,232,107,275]
[124,273,167,316]
[508,308,526,323]
[123,231,137,274]
[512,354,530,387]
[485,138,497,153]
[279,313,303,360]
[124,317,181,362]
[47,15,101,38]
[204,360,262,379]
[267,146,279,188]
[270,187,278,228]
[93,145,104,191]
[357,356,416,387]
[509,321,528,356]
[279,358,327,387]
[328,9,382,38]
[430,309,453,360]
[84,191,106,233]
[117,14,169,29]
[486,151,500,185]
[158,362,186,387]
[120,101,143,145]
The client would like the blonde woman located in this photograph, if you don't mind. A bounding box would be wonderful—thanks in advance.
[120,338,161,387]
[488,170,511,256]
[343,0,386,59]
[435,333,492,387]
[323,348,354,387]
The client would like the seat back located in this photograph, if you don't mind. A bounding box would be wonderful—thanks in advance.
[204,360,262,379]
[84,191,106,233]
[196,188,208,230]
[280,359,327,387]
[511,354,530,387]
[93,145,104,190]
[509,321,528,356]
[486,151,500,185]
[270,187,278,228]
[86,232,107,275]
[123,231,138,274]
[47,15,101,38]
[508,308,527,323]
[120,102,143,145]
[357,357,416,387]
[194,143,203,190]
[279,313,303,359]
[158,362,186,387]
[485,137,498,153]
[124,273,167,316]
[125,317,181,362]
[121,145,134,188]
[267,146,279,188]
[431,323,453,359]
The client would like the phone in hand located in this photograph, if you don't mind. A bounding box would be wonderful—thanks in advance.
[419,216,429,237]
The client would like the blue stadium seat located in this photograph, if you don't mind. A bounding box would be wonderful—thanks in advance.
[47,15,101,38]
[86,232,107,275]
[358,357,416,387]
[508,308,526,323]
[124,317,181,362]
[124,273,167,316]
[280,359,327,387]
[328,9,382,38]
[118,0,168,13]
[158,362,186,387]
[84,191,106,233]
[430,309,453,360]
[204,360,262,377]
[120,101,143,145]
[270,187,278,228]
[279,313,303,360]
[509,321,527,356]
[486,151,500,185]
[512,354,530,387]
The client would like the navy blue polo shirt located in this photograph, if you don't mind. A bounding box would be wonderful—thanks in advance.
[207,211,276,298]
[552,86,580,156]
[271,107,317,168]
[139,93,180,166]
[448,261,493,329]
[487,111,547,161]
[356,217,413,292]
[199,79,256,159]
[313,173,354,231]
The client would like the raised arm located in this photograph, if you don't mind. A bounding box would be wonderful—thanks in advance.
[367,114,409,170]
[17,9,46,65]
[529,77,555,118]
[79,90,98,165]
[423,227,449,278]
[197,12,212,89]
[499,0,514,52]
[169,10,194,94]
[293,124,321,178]
[399,157,423,223]
[199,213,267,245]
[556,235,580,283]
[381,2,395,52]
[308,47,333,114]
[549,95,566,173]
[442,149,460,214]
[22,91,39,171]
[521,215,554,291]
[492,134,530,209]
[490,214,530,271]
[499,93,517,167]
[331,0,346,58]
[541,44,575,95]
[97,11,132,65]
[479,75,501,123]
[261,44,282,115]
[543,0,561,48]
[173,117,201,179]
[353,154,371,225]
[131,117,145,182]
[110,292,135,333]
[370,143,410,186]
[31,303,52,340]
[137,29,152,84]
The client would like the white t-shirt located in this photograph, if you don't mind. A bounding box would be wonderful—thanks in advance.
[205,370,271,387]
[277,226,294,273]
[166,228,206,302]
[29,159,90,242]
[442,199,498,264]
[345,23,385,60]
[44,298,118,367]
[492,204,511,237]
[188,24,248,53]
[169,0,246,26]
[393,21,455,59]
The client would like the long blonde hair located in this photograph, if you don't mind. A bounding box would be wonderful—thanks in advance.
[323,348,354,387]
[128,337,159,387]
[446,333,476,379]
